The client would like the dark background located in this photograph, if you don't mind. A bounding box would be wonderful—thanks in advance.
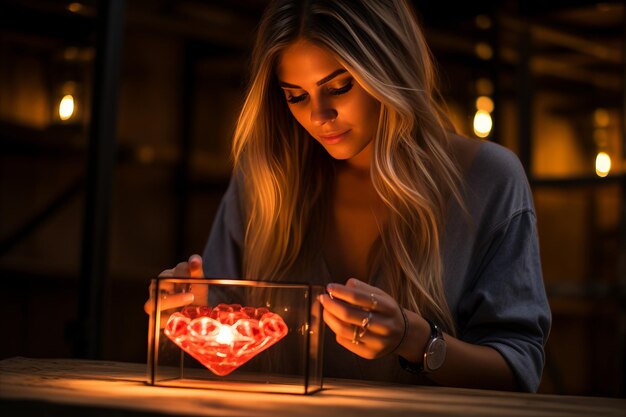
[0,0,624,397]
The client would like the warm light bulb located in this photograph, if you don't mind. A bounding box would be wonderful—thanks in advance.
[475,15,492,30]
[475,42,493,60]
[475,78,494,96]
[473,110,492,138]
[216,325,234,345]
[594,108,609,128]
[595,152,611,177]
[59,94,75,120]
[68,2,83,13]
[476,96,494,113]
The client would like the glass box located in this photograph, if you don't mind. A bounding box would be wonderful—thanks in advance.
[147,278,325,394]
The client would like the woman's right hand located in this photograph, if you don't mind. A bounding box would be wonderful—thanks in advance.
[144,254,207,327]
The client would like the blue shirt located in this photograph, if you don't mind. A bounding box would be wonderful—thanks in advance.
[202,140,551,392]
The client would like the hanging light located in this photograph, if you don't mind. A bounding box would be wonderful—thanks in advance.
[58,94,75,121]
[473,110,492,138]
[595,152,611,177]
[67,2,83,13]
[476,96,494,113]
[475,15,492,30]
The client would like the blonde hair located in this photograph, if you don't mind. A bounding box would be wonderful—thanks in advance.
[232,0,462,334]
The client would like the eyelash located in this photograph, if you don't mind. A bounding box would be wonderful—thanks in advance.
[286,80,354,104]
[329,81,353,96]
[287,94,307,104]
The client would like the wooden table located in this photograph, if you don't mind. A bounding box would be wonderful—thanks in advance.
[0,357,624,417]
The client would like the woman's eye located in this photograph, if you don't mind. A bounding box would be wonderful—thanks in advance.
[287,93,307,104]
[328,81,353,96]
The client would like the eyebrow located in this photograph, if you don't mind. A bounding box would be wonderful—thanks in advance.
[279,69,348,89]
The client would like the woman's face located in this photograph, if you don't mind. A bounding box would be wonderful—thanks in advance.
[276,39,380,164]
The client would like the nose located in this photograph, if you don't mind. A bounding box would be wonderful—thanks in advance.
[310,101,337,126]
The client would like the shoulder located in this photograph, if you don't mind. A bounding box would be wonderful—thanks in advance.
[473,140,527,181]
[446,136,535,242]
[447,134,531,203]
[447,134,527,184]
[464,139,533,213]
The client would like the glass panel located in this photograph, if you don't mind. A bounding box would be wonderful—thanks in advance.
[148,278,324,394]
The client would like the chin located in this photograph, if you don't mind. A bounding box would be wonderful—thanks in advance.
[315,137,372,162]
[322,147,356,161]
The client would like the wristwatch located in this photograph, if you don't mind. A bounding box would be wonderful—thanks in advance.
[399,318,446,373]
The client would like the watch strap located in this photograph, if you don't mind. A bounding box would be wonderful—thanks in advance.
[398,318,439,374]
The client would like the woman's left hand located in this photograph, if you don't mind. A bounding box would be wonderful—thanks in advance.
[319,277,406,359]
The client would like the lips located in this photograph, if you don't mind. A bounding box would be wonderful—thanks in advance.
[319,129,351,145]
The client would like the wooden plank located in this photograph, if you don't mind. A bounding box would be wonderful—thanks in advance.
[1,358,625,417]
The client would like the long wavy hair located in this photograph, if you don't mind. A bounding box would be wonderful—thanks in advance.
[232,0,463,334]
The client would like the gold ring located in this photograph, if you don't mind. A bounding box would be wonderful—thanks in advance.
[351,325,360,344]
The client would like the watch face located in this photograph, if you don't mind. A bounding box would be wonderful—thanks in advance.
[426,338,446,371]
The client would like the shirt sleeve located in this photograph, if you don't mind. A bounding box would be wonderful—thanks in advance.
[202,175,245,279]
[456,208,552,392]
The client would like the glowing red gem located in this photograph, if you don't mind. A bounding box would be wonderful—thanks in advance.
[164,303,289,376]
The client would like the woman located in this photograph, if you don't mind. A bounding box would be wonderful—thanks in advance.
[150,0,551,392]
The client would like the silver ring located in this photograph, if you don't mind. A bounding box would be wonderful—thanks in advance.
[370,293,378,310]
[358,328,367,339]
[361,311,372,329]
[351,325,360,344]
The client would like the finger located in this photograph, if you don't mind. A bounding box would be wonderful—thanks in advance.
[144,292,194,314]
[147,281,176,303]
[172,262,189,277]
[323,308,357,340]
[147,303,169,328]
[345,277,374,290]
[335,333,379,360]
[152,281,176,292]
[324,308,365,346]
[189,283,209,305]
[326,283,395,315]
[345,278,388,296]
[158,269,174,278]
[323,306,389,359]
[161,292,194,310]
[173,262,203,279]
[320,295,392,336]
[319,294,370,327]
[330,321,382,360]
[144,299,152,315]
[188,254,204,278]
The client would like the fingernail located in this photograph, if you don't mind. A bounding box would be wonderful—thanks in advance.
[326,285,335,300]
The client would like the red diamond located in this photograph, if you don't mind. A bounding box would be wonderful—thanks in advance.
[164,304,289,376]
